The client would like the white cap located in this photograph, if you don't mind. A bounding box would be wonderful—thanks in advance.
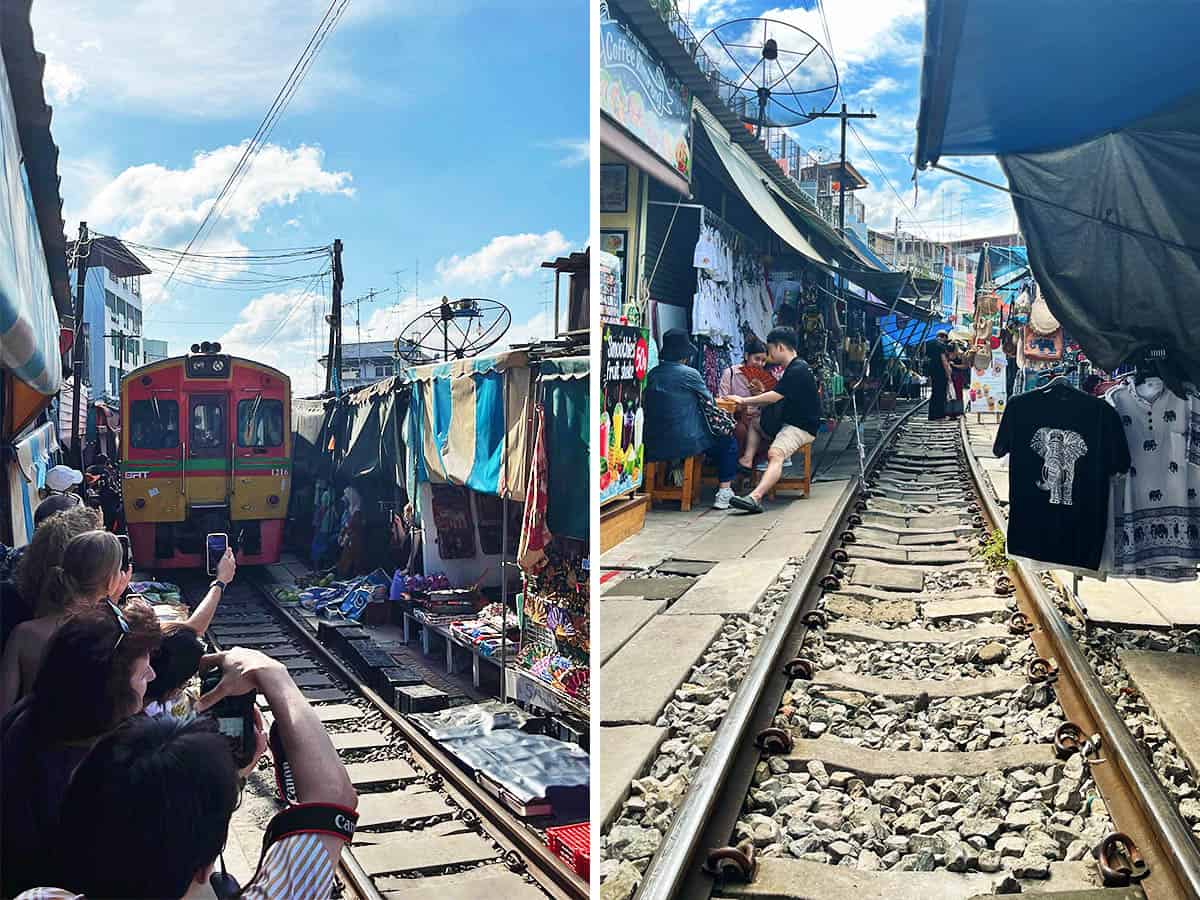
[45,465,84,492]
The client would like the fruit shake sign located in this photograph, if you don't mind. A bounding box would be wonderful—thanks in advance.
[600,0,693,181]
[600,324,649,504]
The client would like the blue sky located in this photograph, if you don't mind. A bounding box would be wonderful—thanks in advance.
[682,0,1018,245]
[33,0,588,395]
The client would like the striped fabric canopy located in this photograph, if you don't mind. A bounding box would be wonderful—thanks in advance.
[407,351,532,500]
[6,421,57,545]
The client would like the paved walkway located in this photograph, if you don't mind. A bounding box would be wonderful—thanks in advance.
[964,419,1200,628]
[598,405,916,825]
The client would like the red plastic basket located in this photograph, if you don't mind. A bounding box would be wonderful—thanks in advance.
[546,822,590,880]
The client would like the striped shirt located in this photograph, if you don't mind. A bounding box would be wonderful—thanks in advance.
[15,833,336,899]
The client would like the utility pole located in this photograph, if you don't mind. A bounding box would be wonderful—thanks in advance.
[809,104,877,235]
[324,239,344,395]
[893,216,900,267]
[70,222,89,467]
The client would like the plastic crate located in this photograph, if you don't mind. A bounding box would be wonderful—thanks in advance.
[546,822,590,880]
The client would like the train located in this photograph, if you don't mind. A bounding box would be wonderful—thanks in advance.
[119,342,292,569]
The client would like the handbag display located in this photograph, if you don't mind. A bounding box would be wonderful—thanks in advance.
[1029,285,1061,336]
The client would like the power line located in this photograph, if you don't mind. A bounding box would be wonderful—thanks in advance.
[163,0,351,288]
[846,121,935,244]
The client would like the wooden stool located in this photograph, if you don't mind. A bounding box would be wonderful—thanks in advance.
[645,456,704,511]
[753,443,812,501]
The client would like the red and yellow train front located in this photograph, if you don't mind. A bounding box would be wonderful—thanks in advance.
[120,352,292,569]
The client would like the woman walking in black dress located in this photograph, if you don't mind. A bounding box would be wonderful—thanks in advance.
[926,330,953,420]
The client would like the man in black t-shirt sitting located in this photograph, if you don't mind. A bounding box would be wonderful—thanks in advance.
[724,327,821,514]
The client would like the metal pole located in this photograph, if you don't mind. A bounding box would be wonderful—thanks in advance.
[838,102,847,235]
[331,238,344,396]
[500,495,508,704]
[70,222,89,467]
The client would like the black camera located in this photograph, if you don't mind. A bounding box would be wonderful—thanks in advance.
[200,666,258,768]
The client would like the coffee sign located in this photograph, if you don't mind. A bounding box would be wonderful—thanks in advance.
[600,0,693,181]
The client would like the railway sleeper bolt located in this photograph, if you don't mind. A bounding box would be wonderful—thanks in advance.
[973,515,985,528]
[1008,612,1035,635]
[1025,656,1059,684]
[840,531,857,544]
[702,840,757,884]
[783,658,814,680]
[458,809,481,831]
[831,548,849,564]
[802,610,827,630]
[855,501,868,513]
[755,727,794,755]
[848,514,863,526]
[425,772,444,790]
[820,574,841,591]
[1094,833,1149,885]
[1053,722,1085,759]
[994,575,1015,596]
[503,850,527,873]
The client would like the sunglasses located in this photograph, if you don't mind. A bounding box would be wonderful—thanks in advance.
[106,599,130,651]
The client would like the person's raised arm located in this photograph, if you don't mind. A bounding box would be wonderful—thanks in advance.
[197,648,357,864]
[184,548,235,635]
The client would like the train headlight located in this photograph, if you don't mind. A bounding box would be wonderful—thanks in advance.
[268,495,280,506]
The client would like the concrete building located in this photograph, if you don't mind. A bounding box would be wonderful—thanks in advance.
[143,338,169,364]
[318,339,432,390]
[67,235,151,403]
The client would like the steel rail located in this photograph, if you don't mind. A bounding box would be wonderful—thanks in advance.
[959,417,1200,899]
[236,573,588,900]
[634,400,928,900]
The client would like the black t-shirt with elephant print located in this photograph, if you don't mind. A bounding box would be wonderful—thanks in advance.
[994,384,1130,571]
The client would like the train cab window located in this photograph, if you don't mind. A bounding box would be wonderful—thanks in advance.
[191,400,226,449]
[130,399,180,450]
[237,398,284,447]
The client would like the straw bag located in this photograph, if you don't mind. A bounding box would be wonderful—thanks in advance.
[1029,286,1060,336]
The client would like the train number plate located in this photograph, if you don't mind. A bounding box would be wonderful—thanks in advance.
[270,468,287,476]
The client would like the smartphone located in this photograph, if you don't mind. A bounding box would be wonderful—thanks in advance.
[116,534,132,572]
[206,532,229,576]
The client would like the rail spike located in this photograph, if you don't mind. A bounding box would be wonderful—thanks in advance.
[1008,611,1035,635]
[702,840,757,883]
[783,658,814,680]
[755,727,794,755]
[1094,833,1149,885]
[1053,722,1085,759]
[504,849,527,873]
[802,610,827,630]
[820,574,841,591]
[1026,656,1059,684]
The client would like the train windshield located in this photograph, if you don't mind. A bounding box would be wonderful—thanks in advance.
[130,399,180,450]
[237,398,284,447]
[191,399,225,449]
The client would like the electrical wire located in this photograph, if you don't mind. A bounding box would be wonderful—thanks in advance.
[163,0,351,287]
[846,121,935,245]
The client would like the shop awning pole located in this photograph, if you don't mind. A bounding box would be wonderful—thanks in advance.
[500,495,508,704]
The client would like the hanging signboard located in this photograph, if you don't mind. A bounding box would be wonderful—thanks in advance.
[600,323,648,505]
[967,350,1008,416]
[599,0,693,182]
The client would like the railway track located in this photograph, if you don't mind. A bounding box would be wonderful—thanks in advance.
[171,570,587,900]
[624,404,1200,900]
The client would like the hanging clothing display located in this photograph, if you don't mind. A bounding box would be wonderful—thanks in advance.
[994,381,1131,574]
[691,219,772,360]
[1105,377,1200,582]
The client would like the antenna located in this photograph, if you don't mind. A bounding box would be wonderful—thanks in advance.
[396,297,511,363]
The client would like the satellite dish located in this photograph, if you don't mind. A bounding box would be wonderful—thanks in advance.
[396,296,511,363]
[698,18,839,134]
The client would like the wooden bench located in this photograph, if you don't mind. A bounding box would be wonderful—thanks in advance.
[753,443,812,500]
[644,456,704,512]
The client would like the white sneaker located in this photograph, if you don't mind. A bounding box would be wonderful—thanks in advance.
[713,487,734,510]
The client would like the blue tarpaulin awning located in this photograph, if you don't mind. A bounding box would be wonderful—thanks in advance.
[914,0,1200,380]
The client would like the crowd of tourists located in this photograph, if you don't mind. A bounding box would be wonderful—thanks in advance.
[0,494,359,898]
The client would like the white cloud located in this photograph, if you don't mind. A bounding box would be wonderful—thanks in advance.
[436,231,572,285]
[215,287,330,396]
[29,1,423,119]
[72,142,353,304]
[758,1,923,76]
[544,138,589,168]
[853,76,901,103]
[504,309,553,347]
[43,59,86,104]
